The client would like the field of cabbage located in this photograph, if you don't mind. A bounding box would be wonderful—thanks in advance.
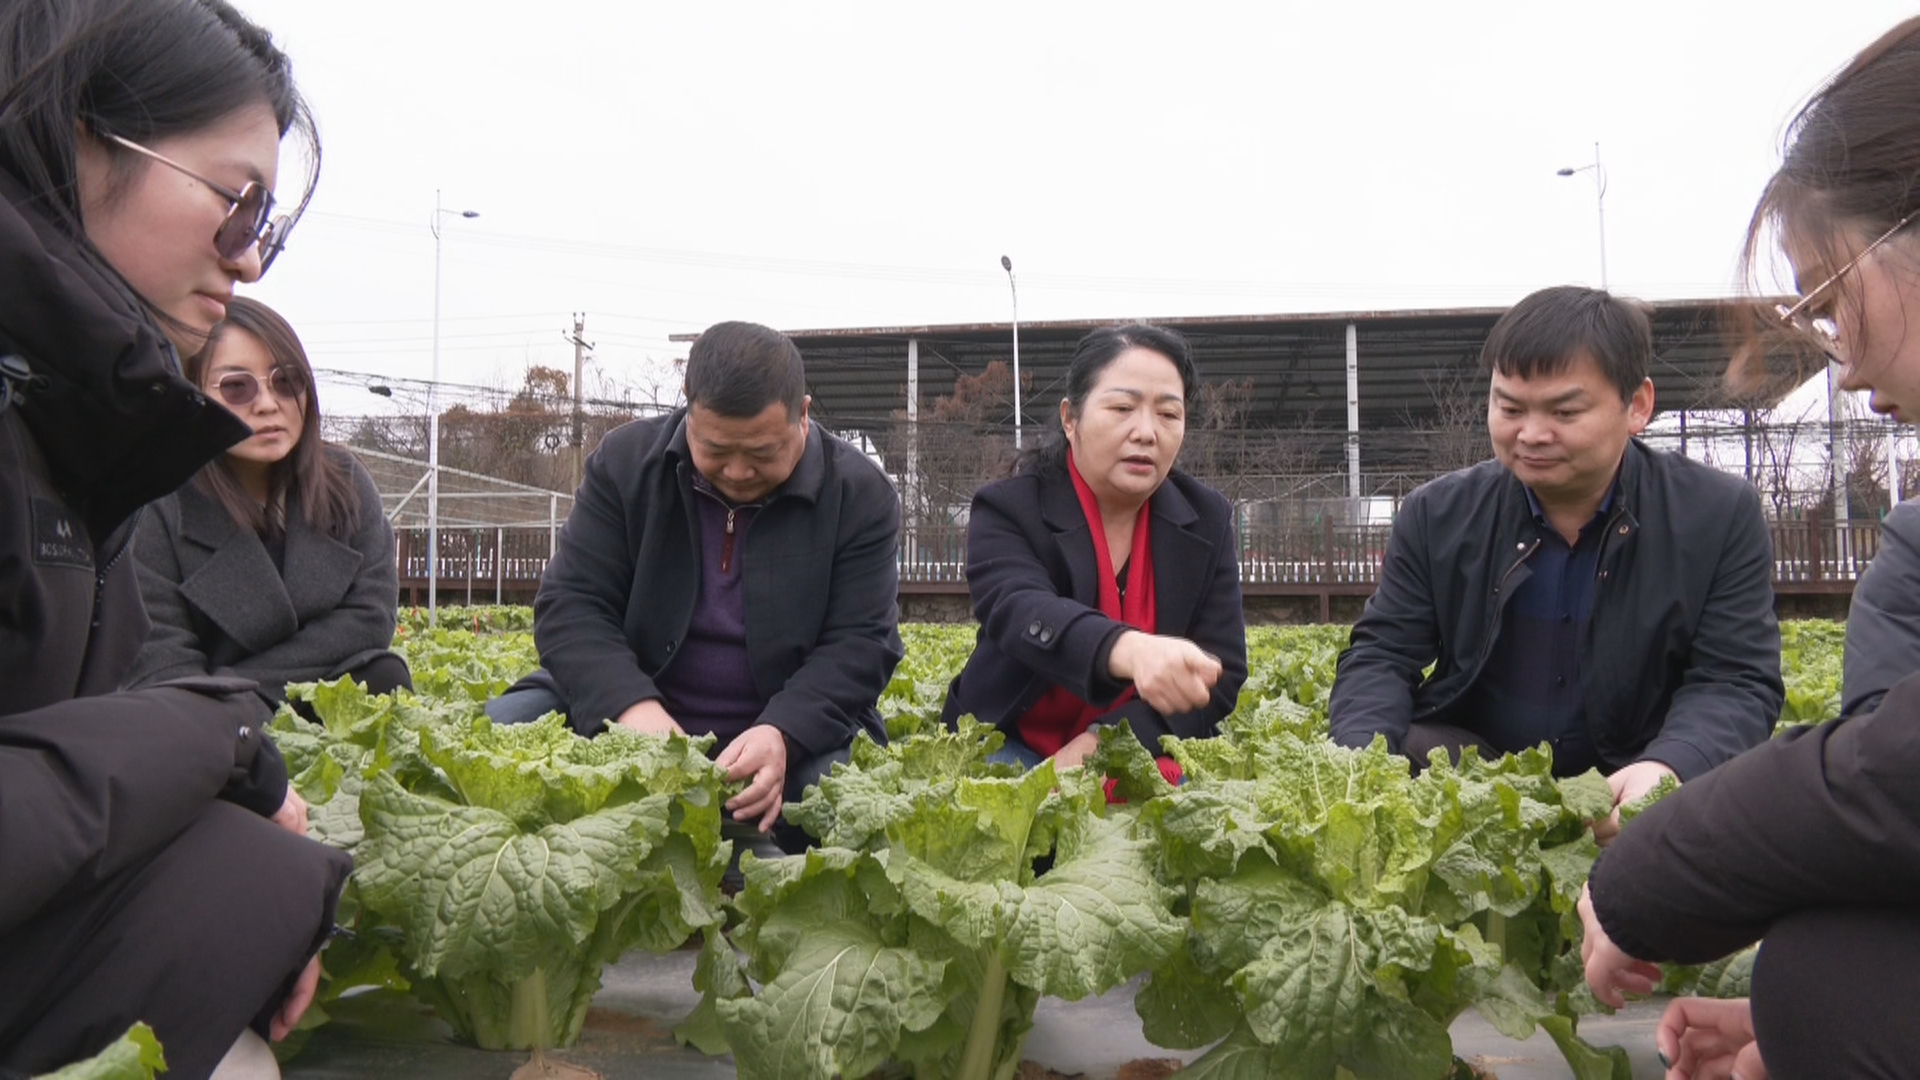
[221,610,1842,1080]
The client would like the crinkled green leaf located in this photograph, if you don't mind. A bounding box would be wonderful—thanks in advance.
[1175,1020,1279,1079]
[35,1023,165,1080]
[1230,904,1457,1079]
[1088,720,1175,803]
[357,775,676,980]
[1554,769,1619,824]
[1539,1014,1634,1080]
[1135,942,1239,1050]
[1619,773,1681,826]
[716,921,948,1080]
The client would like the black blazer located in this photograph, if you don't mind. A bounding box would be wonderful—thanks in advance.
[941,467,1248,752]
[126,449,402,699]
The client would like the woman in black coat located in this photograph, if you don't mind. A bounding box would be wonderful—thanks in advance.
[942,324,1247,772]
[128,297,409,703]
[0,4,349,1078]
[1579,18,1920,1079]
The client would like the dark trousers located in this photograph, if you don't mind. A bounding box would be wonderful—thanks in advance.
[1750,906,1920,1079]
[485,682,847,854]
[0,803,348,1080]
[1400,721,1499,773]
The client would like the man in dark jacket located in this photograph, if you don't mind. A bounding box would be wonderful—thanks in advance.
[488,321,904,848]
[1328,287,1782,841]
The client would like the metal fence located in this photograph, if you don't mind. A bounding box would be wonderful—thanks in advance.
[395,517,1887,604]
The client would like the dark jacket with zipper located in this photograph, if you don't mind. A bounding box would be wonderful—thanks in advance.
[125,448,402,699]
[939,467,1248,752]
[1328,439,1782,780]
[0,170,349,1079]
[529,408,904,750]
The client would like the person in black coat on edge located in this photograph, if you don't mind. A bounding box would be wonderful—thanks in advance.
[127,297,410,703]
[0,4,348,1078]
[1580,18,1920,1079]
[942,323,1247,775]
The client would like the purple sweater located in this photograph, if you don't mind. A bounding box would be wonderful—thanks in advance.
[650,475,765,744]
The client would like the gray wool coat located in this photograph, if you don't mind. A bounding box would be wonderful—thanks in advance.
[126,448,402,698]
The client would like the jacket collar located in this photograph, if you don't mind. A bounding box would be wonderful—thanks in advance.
[1038,463,1202,533]
[1502,438,1648,528]
[667,407,827,506]
[174,479,363,649]
[0,171,249,538]
[1039,465,1211,631]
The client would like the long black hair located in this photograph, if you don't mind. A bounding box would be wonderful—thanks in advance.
[0,0,317,260]
[1013,322,1199,478]
[187,298,359,540]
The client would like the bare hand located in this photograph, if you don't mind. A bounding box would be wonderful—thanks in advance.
[1578,882,1664,1008]
[1052,730,1101,770]
[615,699,686,738]
[271,787,309,838]
[270,955,323,1042]
[716,725,789,832]
[1107,632,1222,715]
[1591,759,1678,847]
[1656,997,1767,1080]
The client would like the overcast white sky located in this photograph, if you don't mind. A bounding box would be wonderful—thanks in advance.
[233,1,1914,410]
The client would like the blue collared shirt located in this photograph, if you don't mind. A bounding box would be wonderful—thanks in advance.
[1458,485,1616,776]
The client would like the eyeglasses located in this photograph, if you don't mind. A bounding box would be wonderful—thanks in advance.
[213,366,306,408]
[105,133,297,276]
[1775,206,1920,353]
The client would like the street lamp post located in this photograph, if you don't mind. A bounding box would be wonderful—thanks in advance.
[1556,142,1608,291]
[428,189,480,614]
[1000,255,1021,449]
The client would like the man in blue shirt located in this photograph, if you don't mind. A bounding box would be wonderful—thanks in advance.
[1328,287,1782,844]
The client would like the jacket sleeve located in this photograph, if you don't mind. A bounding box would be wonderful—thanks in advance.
[0,678,282,936]
[756,474,905,758]
[1842,500,1920,719]
[1590,671,1920,965]
[123,499,220,688]
[233,464,400,687]
[1328,492,1437,752]
[1100,507,1249,751]
[534,438,659,731]
[1638,484,1782,780]
[965,484,1132,707]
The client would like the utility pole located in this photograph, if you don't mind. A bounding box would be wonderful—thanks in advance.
[565,313,593,493]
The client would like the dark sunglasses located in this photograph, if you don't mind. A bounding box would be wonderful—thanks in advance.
[106,133,298,276]
[213,367,306,408]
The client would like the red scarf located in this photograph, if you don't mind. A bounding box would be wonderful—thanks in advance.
[1015,453,1158,757]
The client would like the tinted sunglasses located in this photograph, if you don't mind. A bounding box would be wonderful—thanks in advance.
[105,133,297,276]
[213,367,306,408]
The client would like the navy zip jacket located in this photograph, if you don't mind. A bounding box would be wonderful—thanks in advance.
[531,409,904,752]
[1328,439,1782,780]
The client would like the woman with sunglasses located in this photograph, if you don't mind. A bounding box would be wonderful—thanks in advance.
[1579,17,1920,1080]
[0,2,347,1078]
[127,298,409,706]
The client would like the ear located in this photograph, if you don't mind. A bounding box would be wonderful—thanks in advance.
[797,394,812,432]
[1626,377,1655,433]
[1058,397,1074,439]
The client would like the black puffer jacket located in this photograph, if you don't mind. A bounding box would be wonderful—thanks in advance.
[0,168,351,1077]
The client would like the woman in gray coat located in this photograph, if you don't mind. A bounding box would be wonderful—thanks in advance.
[128,298,409,702]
